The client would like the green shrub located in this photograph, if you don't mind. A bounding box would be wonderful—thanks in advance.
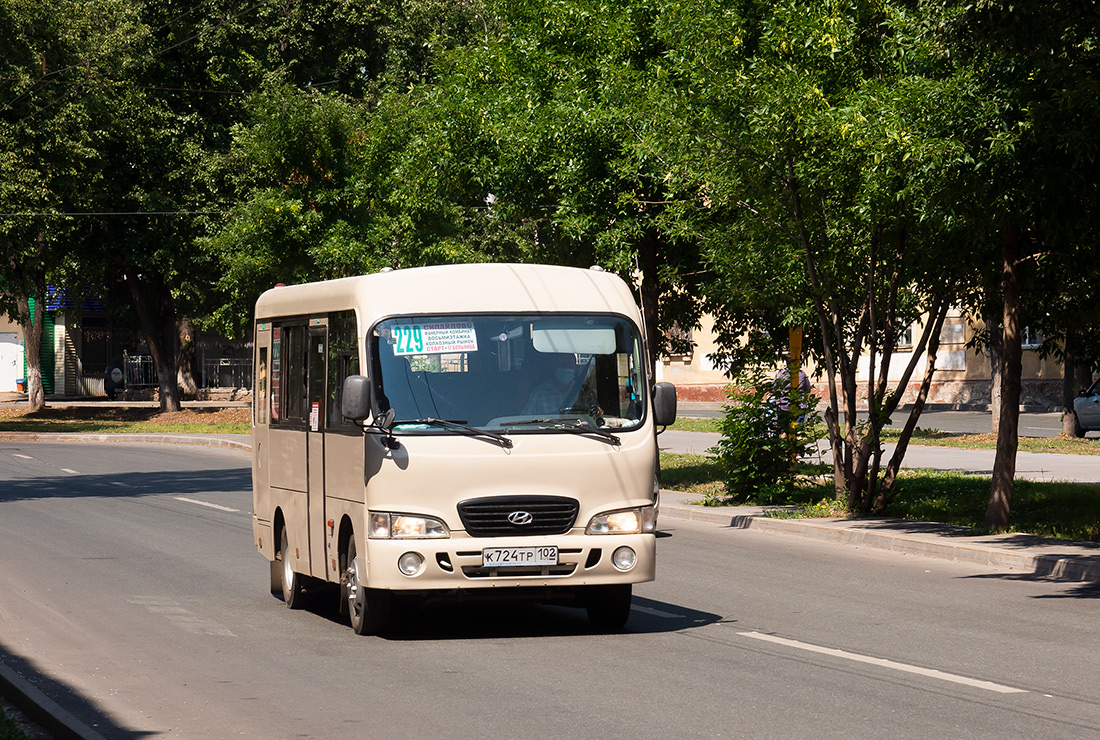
[710,367,821,504]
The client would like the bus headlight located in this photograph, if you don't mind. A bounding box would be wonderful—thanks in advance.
[369,512,450,539]
[585,506,657,535]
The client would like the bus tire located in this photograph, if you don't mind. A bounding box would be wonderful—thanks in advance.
[346,537,394,635]
[586,584,632,631]
[278,526,307,609]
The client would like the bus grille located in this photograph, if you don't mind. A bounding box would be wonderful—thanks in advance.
[457,496,579,537]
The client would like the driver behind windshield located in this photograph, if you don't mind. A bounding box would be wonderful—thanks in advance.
[522,353,600,416]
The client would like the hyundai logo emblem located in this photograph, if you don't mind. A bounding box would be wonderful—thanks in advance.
[507,511,534,526]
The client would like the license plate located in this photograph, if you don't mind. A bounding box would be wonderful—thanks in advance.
[482,546,558,567]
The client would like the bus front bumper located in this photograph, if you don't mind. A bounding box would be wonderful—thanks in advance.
[363,532,655,592]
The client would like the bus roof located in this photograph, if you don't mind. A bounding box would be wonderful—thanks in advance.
[254,263,641,327]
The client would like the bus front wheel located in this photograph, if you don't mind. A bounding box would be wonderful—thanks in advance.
[586,584,632,631]
[345,537,394,635]
[278,527,307,609]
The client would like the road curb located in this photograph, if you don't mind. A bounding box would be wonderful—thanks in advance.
[0,432,251,453]
[660,502,1100,582]
[0,658,109,740]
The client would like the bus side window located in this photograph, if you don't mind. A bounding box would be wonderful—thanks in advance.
[327,310,360,429]
[256,347,269,425]
[283,325,308,421]
[271,324,309,424]
[270,327,282,422]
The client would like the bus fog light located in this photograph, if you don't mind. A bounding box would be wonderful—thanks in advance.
[612,546,637,571]
[398,552,424,576]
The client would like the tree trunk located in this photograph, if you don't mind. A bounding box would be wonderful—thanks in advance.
[1063,340,1093,436]
[1062,344,1078,437]
[123,269,181,412]
[1076,364,1093,401]
[987,310,1002,437]
[986,229,1023,532]
[638,228,662,374]
[16,293,46,412]
[177,317,199,398]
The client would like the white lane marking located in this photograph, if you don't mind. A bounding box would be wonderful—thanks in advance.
[175,497,240,513]
[61,468,80,475]
[13,454,32,460]
[738,631,1028,695]
[110,481,132,488]
[632,605,681,619]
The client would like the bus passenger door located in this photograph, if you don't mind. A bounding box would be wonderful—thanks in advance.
[306,324,328,579]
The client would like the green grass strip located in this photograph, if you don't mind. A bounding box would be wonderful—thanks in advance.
[660,452,1100,542]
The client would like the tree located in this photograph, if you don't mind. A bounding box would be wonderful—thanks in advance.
[203,1,495,337]
[662,0,978,513]
[6,0,449,410]
[931,0,1100,530]
[419,0,709,363]
[0,0,138,410]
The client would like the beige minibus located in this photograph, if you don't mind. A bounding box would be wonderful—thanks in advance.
[251,263,676,634]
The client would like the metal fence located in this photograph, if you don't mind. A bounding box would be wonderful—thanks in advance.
[202,358,251,389]
[123,352,158,388]
[118,353,252,390]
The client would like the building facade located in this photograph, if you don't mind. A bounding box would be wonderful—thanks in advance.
[653,312,1066,410]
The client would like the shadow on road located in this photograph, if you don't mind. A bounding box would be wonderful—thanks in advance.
[0,466,251,504]
[1,645,156,739]
[961,573,1100,599]
[272,587,721,640]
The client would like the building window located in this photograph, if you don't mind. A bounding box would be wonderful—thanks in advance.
[896,325,914,351]
[663,322,695,365]
[1021,326,1044,350]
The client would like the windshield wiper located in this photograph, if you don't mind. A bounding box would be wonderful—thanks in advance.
[554,423,620,446]
[503,418,620,446]
[393,418,514,449]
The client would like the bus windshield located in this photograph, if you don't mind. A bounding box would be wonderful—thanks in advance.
[371,314,646,432]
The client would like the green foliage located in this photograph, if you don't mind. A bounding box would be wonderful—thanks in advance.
[201,85,379,336]
[421,0,709,355]
[710,367,822,504]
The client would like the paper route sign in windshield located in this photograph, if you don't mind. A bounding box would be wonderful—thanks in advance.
[392,321,479,356]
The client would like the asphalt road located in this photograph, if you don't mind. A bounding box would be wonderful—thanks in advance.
[2,442,1099,739]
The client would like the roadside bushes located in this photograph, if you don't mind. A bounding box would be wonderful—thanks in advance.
[710,367,822,504]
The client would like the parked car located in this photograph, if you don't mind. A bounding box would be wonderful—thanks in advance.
[1072,378,1100,437]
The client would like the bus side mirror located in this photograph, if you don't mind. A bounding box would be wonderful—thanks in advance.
[653,382,677,427]
[342,375,372,422]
